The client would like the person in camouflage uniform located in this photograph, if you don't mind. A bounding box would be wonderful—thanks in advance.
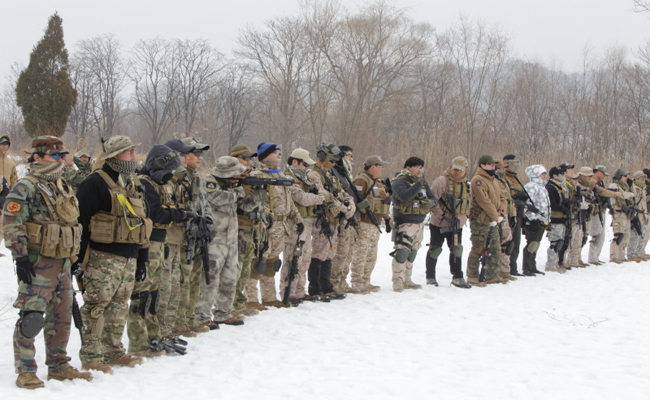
[495,160,517,282]
[76,136,152,374]
[502,154,526,276]
[3,136,92,389]
[308,143,355,300]
[330,146,357,293]
[626,170,648,261]
[522,165,550,276]
[195,156,255,327]
[63,151,93,191]
[639,168,650,259]
[390,157,435,291]
[157,139,196,338]
[127,145,193,356]
[466,155,506,286]
[349,155,391,292]
[173,138,214,337]
[545,166,570,273]
[425,156,472,289]
[609,169,636,263]
[245,143,303,308]
[281,148,326,302]
[567,167,598,268]
[588,166,623,265]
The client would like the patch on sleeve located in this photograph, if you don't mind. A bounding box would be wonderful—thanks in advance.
[475,181,482,186]
[6,201,21,213]
[205,181,217,190]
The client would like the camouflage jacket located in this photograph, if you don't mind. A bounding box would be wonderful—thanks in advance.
[63,157,93,191]
[203,173,244,244]
[167,167,214,245]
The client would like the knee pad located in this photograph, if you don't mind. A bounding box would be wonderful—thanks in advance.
[17,311,44,339]
[392,248,410,263]
[253,259,267,275]
[528,241,540,253]
[164,245,170,260]
[130,291,151,318]
[149,290,160,315]
[453,244,464,259]
[407,250,418,263]
[614,232,624,245]
[428,246,443,260]
[551,239,564,252]
[272,259,282,272]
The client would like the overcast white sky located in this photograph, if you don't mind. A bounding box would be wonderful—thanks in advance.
[2,0,650,80]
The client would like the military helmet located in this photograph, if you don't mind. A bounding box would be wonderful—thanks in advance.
[316,142,341,162]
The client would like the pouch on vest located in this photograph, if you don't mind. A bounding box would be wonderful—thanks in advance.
[90,213,117,244]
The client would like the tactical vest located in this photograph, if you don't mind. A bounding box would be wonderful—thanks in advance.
[286,169,317,219]
[393,173,434,215]
[356,172,390,218]
[612,179,631,209]
[439,177,470,216]
[313,164,344,223]
[23,176,82,260]
[139,174,177,229]
[89,170,152,246]
[548,179,569,219]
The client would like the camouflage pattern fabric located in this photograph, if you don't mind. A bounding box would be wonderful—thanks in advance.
[565,220,584,267]
[391,222,424,290]
[259,223,286,302]
[466,220,499,280]
[588,216,606,263]
[498,219,512,273]
[127,240,164,352]
[234,229,255,308]
[280,218,316,300]
[331,224,356,292]
[610,212,631,261]
[628,224,646,259]
[177,248,203,326]
[350,221,381,290]
[545,224,566,269]
[12,257,72,374]
[63,158,92,191]
[79,249,136,364]
[158,243,181,337]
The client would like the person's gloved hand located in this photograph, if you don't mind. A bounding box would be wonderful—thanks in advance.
[489,220,498,227]
[135,259,147,282]
[16,256,35,285]
[297,222,305,236]
[384,219,392,233]
[183,211,199,221]
[497,215,504,223]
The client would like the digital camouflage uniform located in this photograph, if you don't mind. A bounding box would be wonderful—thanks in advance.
[195,159,249,324]
[588,172,620,264]
[545,177,569,271]
[626,175,648,260]
[245,163,302,304]
[609,175,634,263]
[281,166,325,301]
[63,152,93,192]
[467,167,505,283]
[3,152,81,378]
[330,159,357,293]
[567,176,596,267]
[522,165,551,274]
[350,170,390,291]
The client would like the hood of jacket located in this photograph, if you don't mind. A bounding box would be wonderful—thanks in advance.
[525,164,547,186]
[142,145,180,184]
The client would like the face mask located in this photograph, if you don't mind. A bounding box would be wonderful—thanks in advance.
[507,160,520,173]
[496,170,505,178]
[483,168,496,176]
[556,176,566,183]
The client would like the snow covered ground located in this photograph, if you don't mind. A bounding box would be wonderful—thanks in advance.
[0,219,649,399]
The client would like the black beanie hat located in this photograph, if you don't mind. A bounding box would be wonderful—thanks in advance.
[503,154,516,160]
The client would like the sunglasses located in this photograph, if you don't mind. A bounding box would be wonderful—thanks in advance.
[192,151,204,157]
[50,153,66,160]
[238,156,252,161]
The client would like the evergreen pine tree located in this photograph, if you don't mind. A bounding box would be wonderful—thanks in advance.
[15,12,77,138]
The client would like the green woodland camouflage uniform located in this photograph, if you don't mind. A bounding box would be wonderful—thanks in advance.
[63,151,93,191]
[3,136,90,386]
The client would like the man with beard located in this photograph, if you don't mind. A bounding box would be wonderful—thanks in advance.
[425,156,472,289]
[76,136,152,373]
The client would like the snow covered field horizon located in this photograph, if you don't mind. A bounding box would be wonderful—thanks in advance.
[1,222,649,399]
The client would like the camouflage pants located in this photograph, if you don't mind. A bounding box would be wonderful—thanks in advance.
[566,220,585,267]
[127,240,163,352]
[80,250,135,364]
[177,246,204,326]
[246,223,287,303]
[13,256,72,374]
[545,223,566,269]
[466,220,500,280]
[308,223,339,295]
[610,213,631,261]
[499,220,512,273]
[195,241,241,323]
[640,223,650,256]
[628,224,646,258]
[391,222,424,290]
[331,223,356,292]
[158,243,181,337]
[280,218,315,300]
[234,229,254,309]
[588,216,606,263]
[350,221,380,289]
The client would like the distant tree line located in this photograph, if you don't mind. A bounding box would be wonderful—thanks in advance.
[3,0,650,176]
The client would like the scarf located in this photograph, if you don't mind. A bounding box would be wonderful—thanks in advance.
[30,161,65,181]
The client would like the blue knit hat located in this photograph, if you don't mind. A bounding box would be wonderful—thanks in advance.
[257,142,279,161]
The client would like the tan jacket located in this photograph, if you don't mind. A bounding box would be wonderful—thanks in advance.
[469,168,504,224]
[0,149,17,188]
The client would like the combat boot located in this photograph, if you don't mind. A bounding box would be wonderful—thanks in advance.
[364,283,380,292]
[426,278,439,286]
[129,348,166,358]
[451,277,472,289]
[466,277,486,287]
[245,302,268,311]
[199,320,221,330]
[498,272,517,281]
[545,268,566,274]
[16,373,45,389]
[105,353,143,368]
[81,361,113,374]
[174,323,198,337]
[262,300,290,308]
[191,322,210,333]
[485,276,508,284]
[47,364,93,381]
[215,317,245,326]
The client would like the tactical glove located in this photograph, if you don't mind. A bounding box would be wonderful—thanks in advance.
[16,256,35,285]
[384,219,392,233]
[297,222,305,236]
[183,211,199,221]
[489,221,498,227]
[308,184,319,195]
[508,216,517,228]
[135,259,147,282]
[497,215,504,223]
[71,261,82,276]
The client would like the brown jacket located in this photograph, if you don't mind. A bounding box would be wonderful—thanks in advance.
[429,168,470,228]
[469,168,504,224]
[0,148,17,188]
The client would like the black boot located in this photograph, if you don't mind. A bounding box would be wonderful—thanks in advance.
[307,258,322,296]
[320,259,345,299]
[425,253,438,286]
[522,248,536,277]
